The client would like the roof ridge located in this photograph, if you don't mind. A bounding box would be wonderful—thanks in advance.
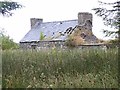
[42,19,78,24]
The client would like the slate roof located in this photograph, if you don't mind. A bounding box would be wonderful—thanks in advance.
[20,19,78,42]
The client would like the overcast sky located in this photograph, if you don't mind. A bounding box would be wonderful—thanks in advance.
[0,0,116,43]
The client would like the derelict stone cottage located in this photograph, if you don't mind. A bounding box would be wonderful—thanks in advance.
[20,12,99,49]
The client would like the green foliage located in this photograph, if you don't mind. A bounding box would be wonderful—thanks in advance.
[0,33,19,50]
[103,29,118,38]
[108,39,119,44]
[65,35,84,48]
[65,36,76,48]
[0,1,23,16]
[92,1,120,38]
[2,48,118,88]
[40,32,44,40]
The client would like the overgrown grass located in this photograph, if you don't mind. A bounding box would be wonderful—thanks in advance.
[0,50,2,88]
[2,48,118,88]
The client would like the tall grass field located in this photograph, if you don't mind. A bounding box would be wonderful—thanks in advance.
[2,48,118,88]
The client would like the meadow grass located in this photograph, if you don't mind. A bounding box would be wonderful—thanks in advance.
[2,48,118,88]
[0,50,2,88]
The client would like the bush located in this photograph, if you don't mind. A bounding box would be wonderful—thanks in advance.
[65,35,84,48]
[108,39,119,44]
[0,33,19,50]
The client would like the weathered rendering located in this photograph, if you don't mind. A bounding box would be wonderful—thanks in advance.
[20,12,99,49]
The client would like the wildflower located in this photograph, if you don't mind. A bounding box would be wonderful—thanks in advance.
[33,77,36,82]
[41,73,44,76]
[49,84,53,87]
[59,67,61,70]
[27,85,32,88]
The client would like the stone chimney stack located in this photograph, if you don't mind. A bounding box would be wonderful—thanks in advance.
[30,18,43,28]
[78,12,92,30]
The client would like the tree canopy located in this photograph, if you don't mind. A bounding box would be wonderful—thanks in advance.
[0,30,19,50]
[92,1,120,38]
[0,1,22,16]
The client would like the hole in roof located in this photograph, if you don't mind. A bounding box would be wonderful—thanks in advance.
[60,22,62,24]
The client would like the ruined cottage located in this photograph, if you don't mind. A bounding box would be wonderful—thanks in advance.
[20,12,99,49]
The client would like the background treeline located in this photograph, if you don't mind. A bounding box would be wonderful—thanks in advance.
[0,32,19,50]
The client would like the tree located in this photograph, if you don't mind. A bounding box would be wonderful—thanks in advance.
[93,1,120,87]
[0,1,23,16]
[92,1,120,42]
[0,31,19,50]
[0,1,23,49]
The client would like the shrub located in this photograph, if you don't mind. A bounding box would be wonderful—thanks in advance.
[65,35,84,48]
[0,33,19,50]
[107,39,119,44]
[40,32,44,40]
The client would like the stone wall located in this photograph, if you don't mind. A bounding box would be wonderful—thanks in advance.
[20,41,114,51]
[20,41,65,50]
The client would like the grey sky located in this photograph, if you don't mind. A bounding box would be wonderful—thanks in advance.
[0,0,116,42]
